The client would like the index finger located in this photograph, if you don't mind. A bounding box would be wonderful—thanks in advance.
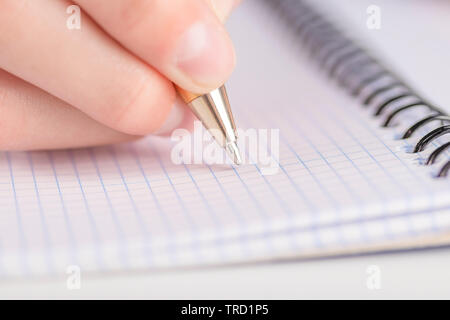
[75,0,237,93]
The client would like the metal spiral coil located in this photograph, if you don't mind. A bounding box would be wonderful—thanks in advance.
[265,0,450,177]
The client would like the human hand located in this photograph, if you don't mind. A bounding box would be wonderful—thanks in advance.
[0,0,240,150]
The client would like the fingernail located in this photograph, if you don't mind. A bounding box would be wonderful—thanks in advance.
[154,98,190,136]
[174,21,235,90]
[210,0,235,22]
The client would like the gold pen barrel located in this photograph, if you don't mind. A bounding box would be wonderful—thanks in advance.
[175,85,242,165]
[176,86,201,104]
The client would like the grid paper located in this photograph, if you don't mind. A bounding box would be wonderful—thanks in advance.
[1,0,450,277]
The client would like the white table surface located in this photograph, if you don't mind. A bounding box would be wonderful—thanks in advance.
[1,246,450,299]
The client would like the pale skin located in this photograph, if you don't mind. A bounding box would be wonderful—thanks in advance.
[0,0,240,150]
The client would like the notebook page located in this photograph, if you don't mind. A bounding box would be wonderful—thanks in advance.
[1,0,450,277]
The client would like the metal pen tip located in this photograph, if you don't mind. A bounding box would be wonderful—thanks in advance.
[226,141,243,165]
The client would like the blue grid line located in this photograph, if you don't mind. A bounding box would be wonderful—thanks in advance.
[402,138,438,231]
[206,164,250,257]
[128,144,176,264]
[147,140,202,263]
[243,146,292,216]
[275,129,341,208]
[295,104,391,242]
[26,152,54,273]
[239,108,318,248]
[230,166,268,219]
[182,163,226,261]
[182,164,220,227]
[280,115,349,245]
[367,114,441,231]
[5,152,29,275]
[244,141,300,251]
[265,112,341,206]
[68,150,107,269]
[87,148,136,268]
[230,165,274,252]
[325,99,423,236]
[109,146,153,265]
[279,138,335,247]
[147,145,197,231]
[47,151,78,265]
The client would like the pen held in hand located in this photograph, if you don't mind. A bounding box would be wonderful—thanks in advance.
[176,85,242,165]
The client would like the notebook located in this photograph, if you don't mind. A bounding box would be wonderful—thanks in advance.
[1,0,450,277]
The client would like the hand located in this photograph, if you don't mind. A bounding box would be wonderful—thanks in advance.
[0,0,240,150]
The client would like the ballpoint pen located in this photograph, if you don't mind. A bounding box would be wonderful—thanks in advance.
[176,85,242,165]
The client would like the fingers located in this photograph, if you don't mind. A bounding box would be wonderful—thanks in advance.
[154,97,196,136]
[0,69,138,151]
[0,0,176,136]
[75,0,236,93]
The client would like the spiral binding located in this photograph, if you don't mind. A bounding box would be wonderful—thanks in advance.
[265,0,450,178]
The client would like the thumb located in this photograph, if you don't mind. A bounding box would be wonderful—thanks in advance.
[156,0,243,136]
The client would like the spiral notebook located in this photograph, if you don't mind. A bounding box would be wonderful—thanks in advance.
[1,0,450,277]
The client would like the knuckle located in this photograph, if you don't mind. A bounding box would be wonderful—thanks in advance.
[110,78,175,135]
[119,0,159,32]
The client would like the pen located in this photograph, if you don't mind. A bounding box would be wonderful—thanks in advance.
[176,85,242,165]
